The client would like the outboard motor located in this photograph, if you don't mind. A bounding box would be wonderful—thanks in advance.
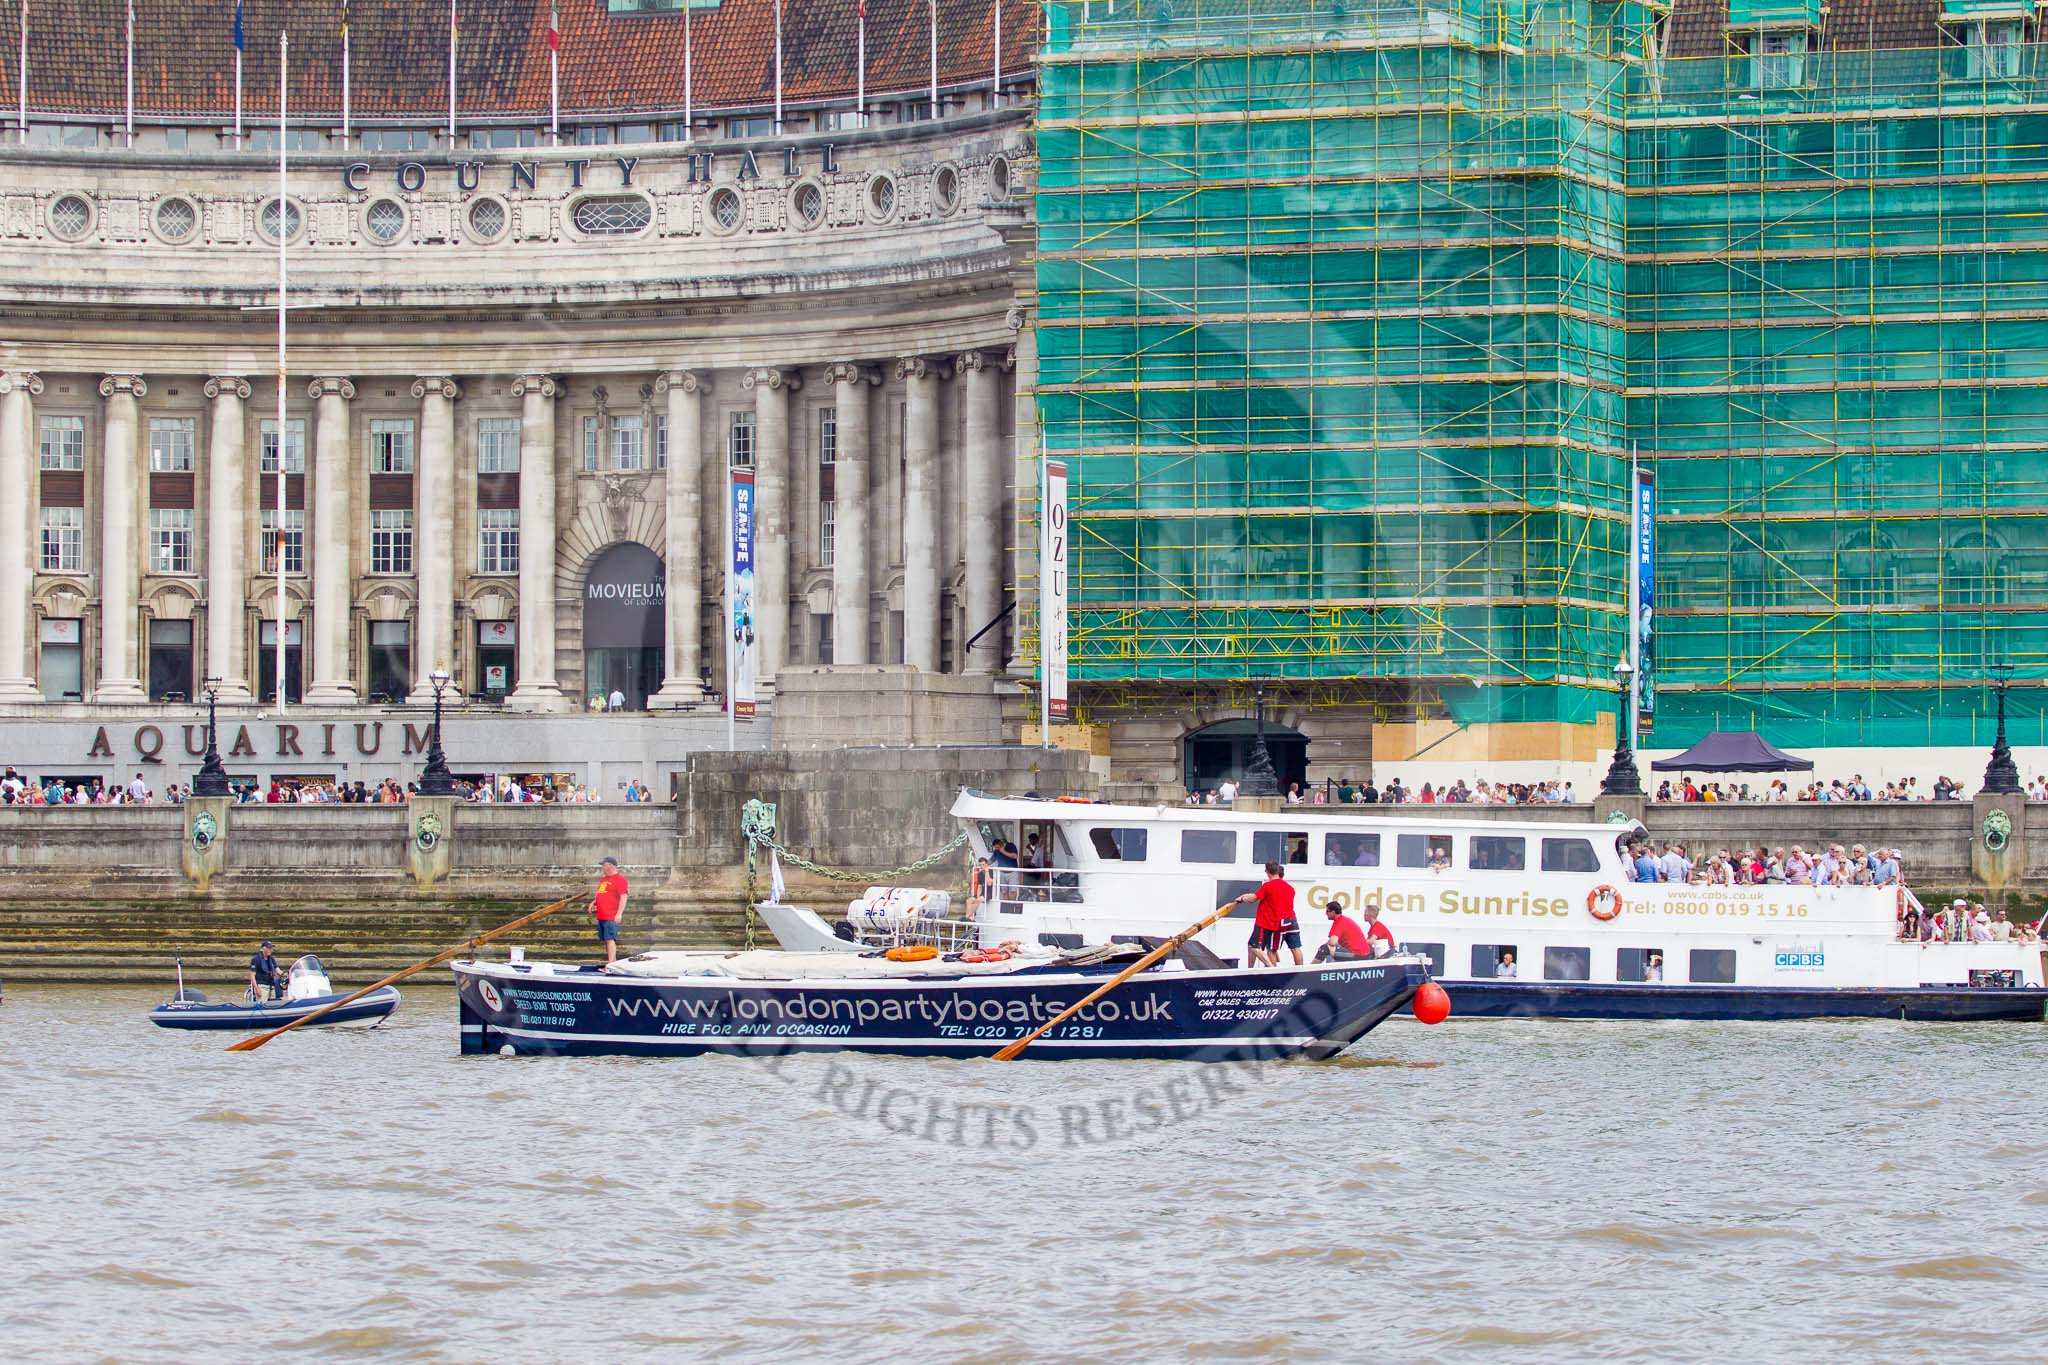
[285,954,334,1003]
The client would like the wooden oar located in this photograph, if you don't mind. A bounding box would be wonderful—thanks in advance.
[226,893,579,1052]
[993,900,1237,1062]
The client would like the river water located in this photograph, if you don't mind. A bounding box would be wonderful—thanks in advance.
[2,983,2044,1362]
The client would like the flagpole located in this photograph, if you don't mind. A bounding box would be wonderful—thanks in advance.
[772,0,782,134]
[856,0,865,128]
[447,0,456,142]
[233,1,243,147]
[548,2,558,145]
[276,29,289,717]
[992,0,1002,107]
[18,0,28,144]
[341,13,350,147]
[683,0,692,142]
[928,0,938,117]
[123,0,132,146]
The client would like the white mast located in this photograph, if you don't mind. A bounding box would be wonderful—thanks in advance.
[275,29,289,715]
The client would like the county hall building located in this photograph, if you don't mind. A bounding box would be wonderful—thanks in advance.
[0,0,1031,791]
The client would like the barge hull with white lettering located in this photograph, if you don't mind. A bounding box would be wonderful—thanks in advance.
[1444,980,2048,1022]
[452,956,1425,1062]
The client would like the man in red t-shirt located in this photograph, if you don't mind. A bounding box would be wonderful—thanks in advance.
[591,856,629,967]
[1318,904,1372,962]
[1235,861,1302,967]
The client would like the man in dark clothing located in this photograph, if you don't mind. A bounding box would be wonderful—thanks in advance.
[248,941,284,1002]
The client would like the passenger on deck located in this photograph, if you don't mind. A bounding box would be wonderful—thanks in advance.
[1632,845,1662,882]
[1644,951,1664,983]
[1971,910,1996,944]
[247,940,284,1002]
[1993,909,2014,942]
[967,857,993,912]
[1658,842,1691,884]
[1494,949,1518,979]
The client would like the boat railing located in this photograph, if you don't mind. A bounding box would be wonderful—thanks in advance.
[990,865,1085,912]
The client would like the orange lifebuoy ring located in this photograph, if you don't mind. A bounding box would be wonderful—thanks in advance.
[1587,885,1623,921]
[886,945,939,962]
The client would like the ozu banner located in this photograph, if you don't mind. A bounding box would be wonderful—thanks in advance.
[729,468,757,719]
[1631,465,1656,728]
[1042,458,1069,723]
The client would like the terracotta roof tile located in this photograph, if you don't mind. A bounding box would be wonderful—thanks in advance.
[0,0,1035,120]
[1667,0,1949,56]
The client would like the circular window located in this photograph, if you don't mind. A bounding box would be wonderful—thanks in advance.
[990,156,1013,199]
[364,198,407,243]
[790,181,824,230]
[153,196,199,243]
[932,165,960,216]
[570,195,652,236]
[47,193,93,241]
[468,197,508,241]
[867,174,896,222]
[259,197,303,243]
[708,186,744,234]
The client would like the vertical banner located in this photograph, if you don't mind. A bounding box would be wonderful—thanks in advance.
[1041,458,1069,730]
[1631,464,1656,733]
[729,468,758,720]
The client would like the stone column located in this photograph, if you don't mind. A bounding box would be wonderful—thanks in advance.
[957,350,1005,674]
[305,376,358,703]
[507,375,563,711]
[896,356,947,672]
[203,376,253,699]
[744,366,799,686]
[652,369,706,706]
[0,370,44,699]
[95,374,147,700]
[828,362,877,666]
[410,375,461,701]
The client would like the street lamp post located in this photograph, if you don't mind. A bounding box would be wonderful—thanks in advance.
[1601,659,1644,796]
[1983,663,2021,795]
[1238,684,1282,798]
[418,665,460,796]
[193,676,231,797]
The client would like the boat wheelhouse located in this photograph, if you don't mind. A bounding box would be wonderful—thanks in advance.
[758,792,2048,1022]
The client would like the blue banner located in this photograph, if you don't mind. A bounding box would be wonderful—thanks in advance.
[1633,468,1656,724]
[729,469,757,718]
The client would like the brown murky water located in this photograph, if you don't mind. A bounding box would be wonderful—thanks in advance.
[2,983,2044,1360]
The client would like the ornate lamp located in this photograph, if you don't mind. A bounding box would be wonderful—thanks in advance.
[192,676,232,797]
[418,664,460,796]
[1238,684,1283,798]
[1600,659,1644,796]
[1983,663,2022,795]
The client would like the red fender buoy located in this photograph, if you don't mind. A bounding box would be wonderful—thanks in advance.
[1412,980,1451,1025]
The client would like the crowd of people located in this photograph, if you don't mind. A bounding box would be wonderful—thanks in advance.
[1655,775,1980,803]
[0,766,653,806]
[1901,898,2039,945]
[1621,838,1906,888]
[1186,778,1579,806]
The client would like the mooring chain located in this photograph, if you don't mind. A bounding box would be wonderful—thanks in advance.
[737,798,969,947]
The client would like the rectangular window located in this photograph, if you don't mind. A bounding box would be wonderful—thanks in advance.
[260,418,306,473]
[654,413,668,470]
[1217,879,1263,916]
[1406,942,1447,977]
[470,127,539,149]
[728,115,775,138]
[1088,827,1150,861]
[148,508,195,574]
[39,617,84,700]
[813,612,833,666]
[575,125,615,146]
[477,417,521,473]
[1541,838,1601,873]
[1470,835,1527,871]
[1752,30,1807,90]
[817,110,868,133]
[260,509,305,573]
[728,410,755,467]
[582,414,601,471]
[367,620,411,701]
[1251,829,1309,865]
[370,418,415,474]
[370,509,414,574]
[249,127,326,151]
[1689,949,1738,985]
[611,414,645,471]
[359,128,432,152]
[819,501,835,568]
[147,618,194,700]
[1396,832,1455,869]
[618,123,655,144]
[1472,944,1520,978]
[1544,946,1592,982]
[40,507,83,571]
[1617,948,1667,983]
[148,417,195,472]
[478,509,520,575]
[817,407,837,465]
[1969,20,2025,79]
[1180,829,1238,865]
[38,416,84,470]
[1324,832,1381,868]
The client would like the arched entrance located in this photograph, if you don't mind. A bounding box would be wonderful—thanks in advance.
[582,542,666,710]
[1183,718,1309,796]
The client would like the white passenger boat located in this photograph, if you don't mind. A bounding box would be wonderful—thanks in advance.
[758,792,2048,1022]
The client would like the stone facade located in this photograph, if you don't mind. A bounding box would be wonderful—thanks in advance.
[0,114,1031,723]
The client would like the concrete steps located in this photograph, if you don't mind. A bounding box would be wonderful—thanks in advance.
[0,900,755,984]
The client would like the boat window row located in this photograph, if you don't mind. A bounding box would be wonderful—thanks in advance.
[1405,942,1739,985]
[1088,825,1600,875]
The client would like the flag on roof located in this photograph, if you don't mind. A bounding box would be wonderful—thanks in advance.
[547,0,559,50]
[233,0,243,52]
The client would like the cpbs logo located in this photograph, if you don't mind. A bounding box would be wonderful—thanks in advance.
[476,979,505,1012]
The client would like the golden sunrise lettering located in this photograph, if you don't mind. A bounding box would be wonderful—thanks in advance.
[1302,882,1569,918]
